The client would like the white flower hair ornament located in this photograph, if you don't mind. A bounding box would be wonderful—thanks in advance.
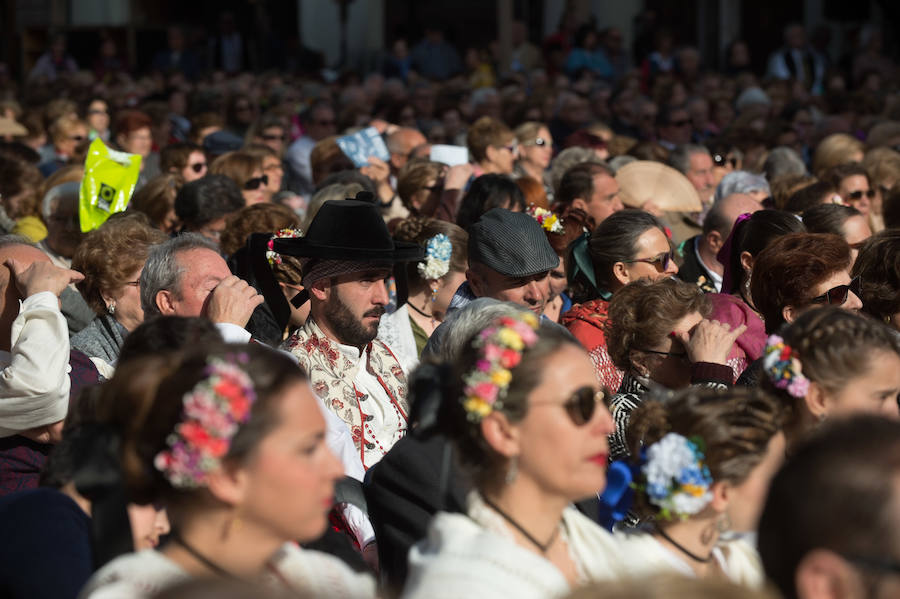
[641,432,714,520]
[417,233,452,280]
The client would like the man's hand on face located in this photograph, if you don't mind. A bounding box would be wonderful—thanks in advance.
[206,275,265,328]
[6,258,83,299]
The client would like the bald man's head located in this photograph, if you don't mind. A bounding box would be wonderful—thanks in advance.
[704,192,763,238]
[387,127,428,170]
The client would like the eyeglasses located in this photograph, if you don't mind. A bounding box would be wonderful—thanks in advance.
[713,153,738,168]
[498,142,518,154]
[847,189,877,201]
[531,386,604,426]
[423,178,445,192]
[525,137,550,147]
[189,162,207,173]
[261,133,286,141]
[810,276,861,305]
[243,174,269,190]
[623,251,673,272]
[637,348,689,360]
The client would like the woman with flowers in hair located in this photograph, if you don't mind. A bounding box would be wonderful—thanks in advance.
[80,343,375,598]
[402,310,624,598]
[612,386,786,586]
[377,217,468,370]
[759,306,900,450]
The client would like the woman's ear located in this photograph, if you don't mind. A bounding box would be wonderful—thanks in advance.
[795,549,865,599]
[629,350,651,378]
[206,463,248,508]
[803,380,829,421]
[480,411,521,459]
[709,480,730,513]
[612,262,630,286]
[739,251,754,275]
[782,304,799,325]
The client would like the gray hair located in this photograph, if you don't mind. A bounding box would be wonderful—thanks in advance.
[140,233,219,318]
[42,181,80,222]
[713,170,771,203]
[549,147,603,196]
[763,146,808,182]
[608,155,637,174]
[421,298,526,363]
[302,183,364,230]
[668,144,710,175]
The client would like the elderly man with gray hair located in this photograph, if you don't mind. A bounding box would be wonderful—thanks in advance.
[714,170,772,204]
[140,233,263,343]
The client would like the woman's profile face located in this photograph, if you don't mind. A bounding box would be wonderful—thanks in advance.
[128,504,170,549]
[825,349,900,421]
[639,310,703,390]
[512,344,614,503]
[234,381,344,543]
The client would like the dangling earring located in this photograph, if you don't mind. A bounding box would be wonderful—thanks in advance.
[223,510,242,539]
[429,285,438,325]
[107,303,116,315]
[715,512,732,533]
[743,272,751,293]
[505,456,518,485]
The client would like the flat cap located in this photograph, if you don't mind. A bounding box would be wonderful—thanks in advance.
[468,208,559,278]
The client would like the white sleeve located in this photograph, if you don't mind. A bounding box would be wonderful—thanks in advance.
[0,291,70,436]
[214,322,252,344]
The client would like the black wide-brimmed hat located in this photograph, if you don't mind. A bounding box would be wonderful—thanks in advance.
[273,195,424,262]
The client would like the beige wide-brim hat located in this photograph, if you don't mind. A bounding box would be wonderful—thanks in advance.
[0,116,27,137]
[615,160,702,212]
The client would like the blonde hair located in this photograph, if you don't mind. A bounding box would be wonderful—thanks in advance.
[812,133,864,178]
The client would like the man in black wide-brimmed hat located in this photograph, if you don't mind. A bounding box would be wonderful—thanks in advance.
[275,196,424,470]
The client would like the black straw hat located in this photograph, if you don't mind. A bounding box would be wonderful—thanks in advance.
[273,195,424,262]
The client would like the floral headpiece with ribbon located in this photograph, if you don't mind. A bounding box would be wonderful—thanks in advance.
[417,233,453,280]
[267,228,303,266]
[762,334,810,398]
[527,205,565,234]
[641,432,714,520]
[154,354,257,489]
[461,312,540,422]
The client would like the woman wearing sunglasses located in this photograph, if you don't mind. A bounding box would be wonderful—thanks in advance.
[403,312,624,598]
[759,306,900,450]
[563,210,679,395]
[605,278,744,461]
[514,121,554,201]
[613,387,785,587]
[210,151,268,206]
[801,203,871,267]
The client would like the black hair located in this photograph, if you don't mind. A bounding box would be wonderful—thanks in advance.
[174,174,245,229]
[725,210,805,294]
[456,174,525,232]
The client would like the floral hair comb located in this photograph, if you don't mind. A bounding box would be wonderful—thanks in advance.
[762,334,810,398]
[526,205,564,234]
[417,233,453,280]
[267,228,303,266]
[154,354,257,489]
[642,432,714,520]
[461,312,540,422]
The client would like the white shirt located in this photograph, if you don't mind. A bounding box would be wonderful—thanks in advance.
[693,237,723,292]
[0,291,70,437]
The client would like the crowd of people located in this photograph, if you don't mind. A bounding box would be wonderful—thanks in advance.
[1,8,900,599]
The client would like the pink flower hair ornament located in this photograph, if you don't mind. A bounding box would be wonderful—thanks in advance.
[461,312,540,422]
[762,335,810,399]
[267,228,303,266]
[154,353,258,489]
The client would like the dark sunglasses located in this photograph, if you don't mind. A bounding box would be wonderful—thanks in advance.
[189,162,207,173]
[624,251,673,272]
[423,178,445,192]
[810,276,861,305]
[243,174,269,190]
[526,137,550,147]
[713,153,738,168]
[638,348,689,360]
[531,386,604,426]
[847,189,877,200]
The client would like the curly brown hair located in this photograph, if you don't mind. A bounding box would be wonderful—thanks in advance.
[605,278,710,373]
[72,213,168,315]
[219,203,301,257]
[626,386,784,520]
[210,151,262,190]
[129,174,182,232]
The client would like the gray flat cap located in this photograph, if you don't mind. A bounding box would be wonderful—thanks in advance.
[468,208,559,277]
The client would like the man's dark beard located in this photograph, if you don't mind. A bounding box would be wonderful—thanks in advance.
[324,291,385,348]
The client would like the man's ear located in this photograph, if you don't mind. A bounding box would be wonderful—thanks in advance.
[795,549,865,599]
[466,267,485,297]
[156,290,177,316]
[571,197,589,213]
[706,230,724,254]
[308,278,331,301]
